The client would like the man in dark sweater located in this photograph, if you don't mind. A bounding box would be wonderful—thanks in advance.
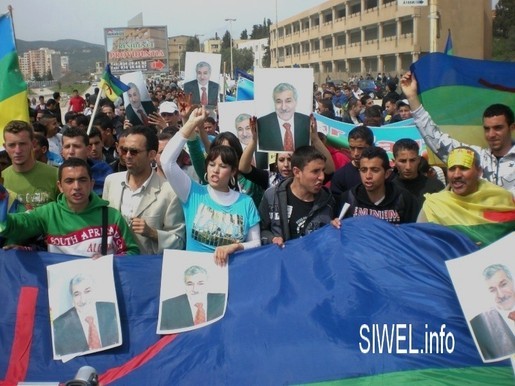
[391,138,444,204]
[334,146,420,225]
[330,125,375,202]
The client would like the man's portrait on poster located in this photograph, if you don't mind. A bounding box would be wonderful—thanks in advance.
[183,60,220,108]
[52,272,120,357]
[469,263,515,361]
[159,263,226,332]
[257,81,311,152]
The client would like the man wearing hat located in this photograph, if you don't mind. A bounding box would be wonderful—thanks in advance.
[417,146,515,247]
[390,99,412,123]
[158,101,181,130]
[148,101,181,133]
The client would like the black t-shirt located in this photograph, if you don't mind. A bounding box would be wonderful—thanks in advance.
[287,187,314,239]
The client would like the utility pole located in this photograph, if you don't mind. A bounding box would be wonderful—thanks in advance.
[428,0,439,52]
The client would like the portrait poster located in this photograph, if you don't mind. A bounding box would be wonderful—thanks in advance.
[47,255,121,362]
[120,71,157,126]
[218,100,269,170]
[446,234,515,363]
[183,52,221,109]
[157,250,228,334]
[254,68,313,153]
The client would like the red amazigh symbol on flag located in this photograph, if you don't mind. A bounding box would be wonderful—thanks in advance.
[104,83,114,97]
[150,60,165,71]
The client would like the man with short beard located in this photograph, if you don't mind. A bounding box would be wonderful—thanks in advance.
[401,71,515,196]
[391,138,444,203]
[417,147,514,246]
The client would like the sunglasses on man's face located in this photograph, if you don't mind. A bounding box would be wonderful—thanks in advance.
[120,147,146,156]
[161,112,175,117]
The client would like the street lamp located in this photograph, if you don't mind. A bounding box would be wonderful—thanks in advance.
[225,18,236,79]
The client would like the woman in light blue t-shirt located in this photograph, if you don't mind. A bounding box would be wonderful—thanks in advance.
[160,106,261,266]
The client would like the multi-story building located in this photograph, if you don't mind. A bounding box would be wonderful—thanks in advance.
[235,37,268,69]
[61,56,70,74]
[168,35,192,73]
[19,47,61,80]
[203,39,222,54]
[95,61,104,75]
[270,0,492,83]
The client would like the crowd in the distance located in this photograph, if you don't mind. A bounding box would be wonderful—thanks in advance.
[0,70,513,265]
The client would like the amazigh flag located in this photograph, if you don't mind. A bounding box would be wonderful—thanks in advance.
[100,64,130,102]
[235,68,254,101]
[0,12,29,141]
[411,53,515,150]
[444,29,453,55]
[1,217,513,385]
[0,184,8,233]
[236,77,254,101]
[422,180,515,247]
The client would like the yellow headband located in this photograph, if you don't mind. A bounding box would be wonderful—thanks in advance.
[448,148,475,169]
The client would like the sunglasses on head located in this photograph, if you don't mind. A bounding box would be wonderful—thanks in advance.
[120,147,145,156]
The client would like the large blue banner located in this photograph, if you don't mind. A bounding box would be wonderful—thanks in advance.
[0,218,512,385]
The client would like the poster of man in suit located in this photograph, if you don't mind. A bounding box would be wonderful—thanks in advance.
[183,52,221,109]
[120,71,156,126]
[446,234,515,362]
[254,68,313,153]
[47,255,121,360]
[158,250,228,334]
[217,100,268,170]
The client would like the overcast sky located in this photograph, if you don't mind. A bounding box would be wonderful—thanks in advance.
[3,0,498,45]
[4,0,322,44]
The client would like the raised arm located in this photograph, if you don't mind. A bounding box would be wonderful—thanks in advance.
[400,71,471,162]
[310,115,335,174]
[160,107,208,202]
[399,71,422,111]
[239,116,257,174]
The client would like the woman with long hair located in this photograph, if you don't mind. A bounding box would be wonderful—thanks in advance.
[160,107,261,266]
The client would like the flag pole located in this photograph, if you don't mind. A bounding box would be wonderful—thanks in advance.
[86,87,104,135]
[6,5,29,123]
[222,61,227,102]
[7,6,16,42]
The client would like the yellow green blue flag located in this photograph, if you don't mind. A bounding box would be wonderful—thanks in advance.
[100,64,130,102]
[0,12,29,141]
[444,29,453,55]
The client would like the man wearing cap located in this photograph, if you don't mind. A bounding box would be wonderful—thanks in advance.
[390,99,412,123]
[401,71,515,196]
[417,146,515,247]
[149,101,181,131]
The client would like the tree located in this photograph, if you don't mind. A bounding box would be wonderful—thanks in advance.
[492,0,515,60]
[45,69,53,81]
[250,18,272,39]
[262,38,271,68]
[493,0,515,38]
[33,70,42,81]
[222,30,231,50]
[180,37,202,71]
[220,47,254,76]
[240,29,248,40]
